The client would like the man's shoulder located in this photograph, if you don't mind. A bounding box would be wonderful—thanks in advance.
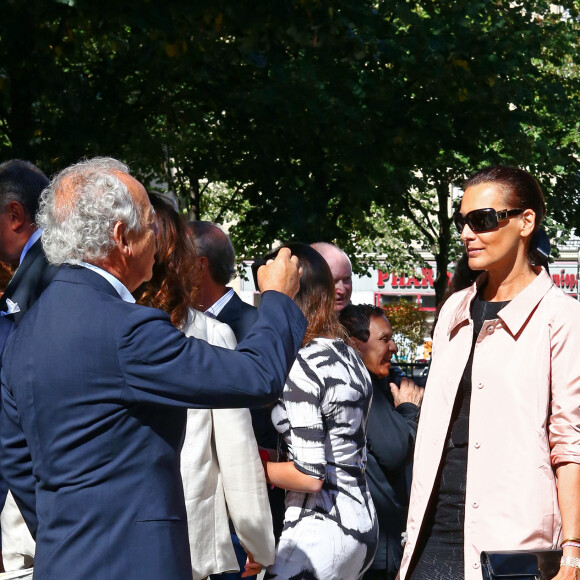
[231,292,258,315]
[8,274,172,365]
[26,266,166,326]
[220,291,257,320]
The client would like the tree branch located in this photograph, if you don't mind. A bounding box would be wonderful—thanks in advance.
[213,184,243,223]
[406,192,439,239]
[403,196,436,247]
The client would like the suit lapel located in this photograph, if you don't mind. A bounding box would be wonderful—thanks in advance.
[217,293,242,326]
[0,239,45,312]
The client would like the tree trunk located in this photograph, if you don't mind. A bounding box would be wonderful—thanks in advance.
[7,5,35,159]
[434,181,452,307]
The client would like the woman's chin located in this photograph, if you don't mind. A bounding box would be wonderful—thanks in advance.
[467,257,487,272]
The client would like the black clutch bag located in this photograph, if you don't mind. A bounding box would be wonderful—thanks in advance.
[480,549,562,580]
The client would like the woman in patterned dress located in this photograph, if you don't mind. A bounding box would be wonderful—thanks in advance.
[259,243,378,580]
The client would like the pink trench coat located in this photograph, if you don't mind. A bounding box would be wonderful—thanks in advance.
[398,269,580,580]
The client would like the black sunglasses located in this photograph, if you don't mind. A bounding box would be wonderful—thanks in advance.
[453,208,524,234]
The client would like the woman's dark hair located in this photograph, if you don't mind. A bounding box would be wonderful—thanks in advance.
[339,304,385,343]
[448,165,547,296]
[135,194,199,329]
[258,242,346,346]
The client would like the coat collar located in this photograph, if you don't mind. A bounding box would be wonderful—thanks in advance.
[447,268,553,338]
[53,264,122,299]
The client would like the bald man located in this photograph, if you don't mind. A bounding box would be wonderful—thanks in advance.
[311,242,353,311]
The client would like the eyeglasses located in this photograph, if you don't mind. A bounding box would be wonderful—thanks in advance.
[453,208,524,234]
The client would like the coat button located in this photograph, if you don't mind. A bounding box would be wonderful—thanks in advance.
[472,500,479,508]
[487,325,494,334]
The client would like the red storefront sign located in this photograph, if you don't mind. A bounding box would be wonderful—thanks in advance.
[378,267,577,294]
[552,269,577,292]
[377,268,436,291]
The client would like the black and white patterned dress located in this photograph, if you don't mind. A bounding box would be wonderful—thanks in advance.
[266,338,378,580]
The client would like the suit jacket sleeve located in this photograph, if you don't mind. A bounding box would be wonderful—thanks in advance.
[119,291,307,409]
[0,318,15,519]
[0,378,37,538]
[366,385,418,472]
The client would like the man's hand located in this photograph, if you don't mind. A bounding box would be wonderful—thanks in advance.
[257,247,302,299]
[390,377,424,408]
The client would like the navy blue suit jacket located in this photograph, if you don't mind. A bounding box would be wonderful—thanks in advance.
[0,265,306,580]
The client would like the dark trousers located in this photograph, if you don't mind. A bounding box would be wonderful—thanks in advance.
[363,569,390,580]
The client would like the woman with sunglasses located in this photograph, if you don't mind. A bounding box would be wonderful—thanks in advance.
[398,167,580,580]
[135,194,274,579]
[259,243,378,580]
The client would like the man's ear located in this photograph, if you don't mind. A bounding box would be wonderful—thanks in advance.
[112,221,130,255]
[6,201,27,232]
[198,256,209,272]
[348,336,360,352]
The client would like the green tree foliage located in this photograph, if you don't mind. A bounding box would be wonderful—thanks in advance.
[367,0,580,302]
[1,1,579,305]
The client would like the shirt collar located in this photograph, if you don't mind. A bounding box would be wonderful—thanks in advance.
[20,229,42,265]
[447,268,553,337]
[206,288,234,317]
[77,262,135,303]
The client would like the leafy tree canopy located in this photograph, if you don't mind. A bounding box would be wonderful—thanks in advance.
[1,0,579,304]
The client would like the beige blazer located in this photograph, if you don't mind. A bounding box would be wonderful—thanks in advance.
[181,309,274,579]
[398,269,580,580]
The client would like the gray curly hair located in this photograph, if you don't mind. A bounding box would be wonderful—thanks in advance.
[38,157,144,265]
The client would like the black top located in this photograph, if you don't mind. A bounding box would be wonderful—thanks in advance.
[410,296,509,579]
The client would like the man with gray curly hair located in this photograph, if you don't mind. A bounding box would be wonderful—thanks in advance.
[0,157,307,580]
